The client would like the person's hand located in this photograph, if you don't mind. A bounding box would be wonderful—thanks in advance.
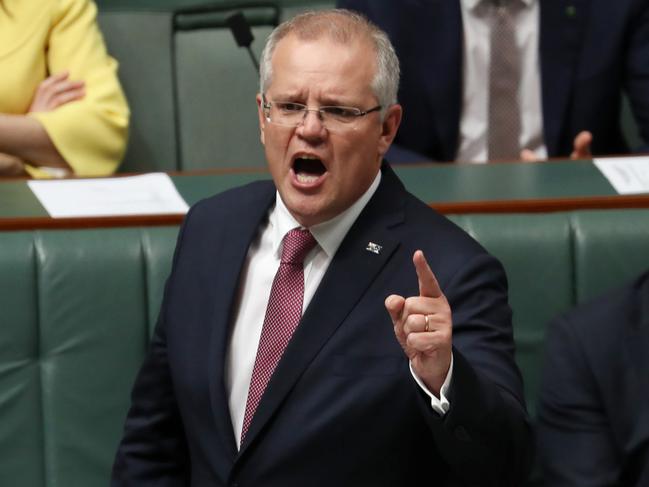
[519,148,538,162]
[28,71,85,113]
[520,130,593,162]
[385,250,452,396]
[570,130,592,159]
[0,152,27,177]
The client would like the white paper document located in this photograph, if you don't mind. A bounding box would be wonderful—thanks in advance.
[28,173,189,218]
[593,156,649,195]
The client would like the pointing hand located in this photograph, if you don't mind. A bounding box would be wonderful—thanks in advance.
[385,250,452,396]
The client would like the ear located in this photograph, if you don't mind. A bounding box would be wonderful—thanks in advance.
[256,93,266,145]
[377,104,402,158]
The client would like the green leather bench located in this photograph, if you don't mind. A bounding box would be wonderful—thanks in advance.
[2,209,649,486]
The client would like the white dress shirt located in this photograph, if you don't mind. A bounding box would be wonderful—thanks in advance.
[226,170,451,449]
[457,0,547,162]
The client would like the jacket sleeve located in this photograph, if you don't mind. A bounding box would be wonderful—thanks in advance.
[625,0,649,152]
[536,314,621,486]
[418,252,533,486]
[111,317,190,486]
[29,0,129,177]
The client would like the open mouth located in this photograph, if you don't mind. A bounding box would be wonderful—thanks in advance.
[293,156,327,184]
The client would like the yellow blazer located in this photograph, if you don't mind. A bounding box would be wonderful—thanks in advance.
[0,0,129,177]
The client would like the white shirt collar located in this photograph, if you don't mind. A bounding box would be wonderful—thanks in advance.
[271,170,382,259]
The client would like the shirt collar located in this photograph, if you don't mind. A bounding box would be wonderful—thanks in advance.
[270,170,382,259]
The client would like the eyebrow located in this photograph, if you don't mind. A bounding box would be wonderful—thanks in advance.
[319,96,355,106]
[270,92,360,107]
[269,90,305,101]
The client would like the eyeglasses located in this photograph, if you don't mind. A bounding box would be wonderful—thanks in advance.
[262,95,382,132]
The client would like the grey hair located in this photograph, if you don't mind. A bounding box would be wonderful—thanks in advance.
[259,9,400,117]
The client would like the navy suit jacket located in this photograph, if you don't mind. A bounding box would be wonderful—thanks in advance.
[338,0,649,162]
[112,165,531,486]
[537,271,649,486]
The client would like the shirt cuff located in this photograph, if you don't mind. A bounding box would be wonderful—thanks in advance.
[409,354,453,415]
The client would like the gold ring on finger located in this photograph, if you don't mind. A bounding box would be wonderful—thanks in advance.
[424,314,430,332]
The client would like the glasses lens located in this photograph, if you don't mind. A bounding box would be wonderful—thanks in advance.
[266,100,371,132]
[320,106,362,124]
[272,102,307,126]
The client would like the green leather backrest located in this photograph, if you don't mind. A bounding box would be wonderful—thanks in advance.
[451,210,649,417]
[173,7,276,170]
[0,228,177,487]
[1,209,648,485]
[450,213,575,418]
[572,209,649,301]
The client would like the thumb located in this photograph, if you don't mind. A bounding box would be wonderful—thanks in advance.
[384,294,405,324]
[571,131,593,159]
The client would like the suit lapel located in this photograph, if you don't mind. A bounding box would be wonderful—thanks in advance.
[238,165,407,454]
[206,182,277,460]
[539,0,589,155]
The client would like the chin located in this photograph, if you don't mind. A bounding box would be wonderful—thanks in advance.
[286,200,328,227]
[289,207,322,227]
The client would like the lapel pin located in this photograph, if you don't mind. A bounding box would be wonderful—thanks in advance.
[366,242,382,254]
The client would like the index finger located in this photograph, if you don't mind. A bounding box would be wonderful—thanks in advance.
[413,250,442,298]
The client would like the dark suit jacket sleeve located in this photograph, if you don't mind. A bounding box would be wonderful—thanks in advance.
[536,314,621,486]
[625,1,649,151]
[111,213,193,486]
[416,251,532,486]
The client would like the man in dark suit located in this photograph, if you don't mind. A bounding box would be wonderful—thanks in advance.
[338,0,649,163]
[537,270,649,486]
[112,10,531,486]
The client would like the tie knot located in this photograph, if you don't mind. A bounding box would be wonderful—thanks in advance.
[281,229,317,264]
[490,0,520,14]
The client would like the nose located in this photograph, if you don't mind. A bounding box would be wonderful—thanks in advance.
[297,109,326,140]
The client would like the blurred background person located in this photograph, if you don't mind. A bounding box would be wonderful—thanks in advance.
[537,270,649,486]
[0,0,129,178]
[338,0,649,164]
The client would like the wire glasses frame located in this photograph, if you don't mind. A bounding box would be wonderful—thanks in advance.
[262,95,382,132]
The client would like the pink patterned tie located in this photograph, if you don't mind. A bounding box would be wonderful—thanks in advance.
[240,228,317,443]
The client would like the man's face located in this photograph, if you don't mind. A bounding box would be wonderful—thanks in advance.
[257,34,401,227]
